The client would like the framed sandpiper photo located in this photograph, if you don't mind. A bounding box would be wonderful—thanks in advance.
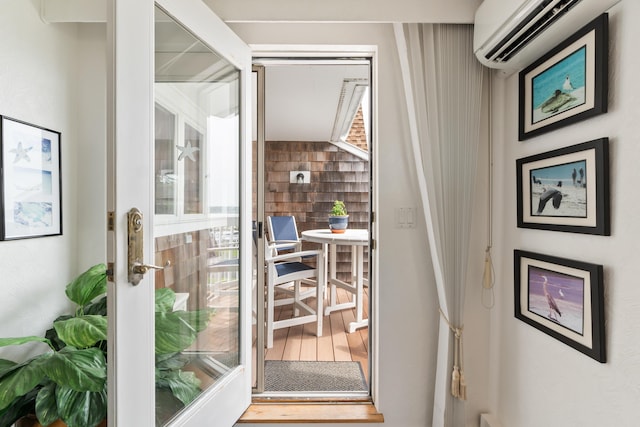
[514,250,605,363]
[0,116,62,240]
[518,13,608,141]
[516,138,609,235]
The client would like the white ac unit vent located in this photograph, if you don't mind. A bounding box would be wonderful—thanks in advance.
[473,0,620,75]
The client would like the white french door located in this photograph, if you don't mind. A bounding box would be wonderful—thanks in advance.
[107,0,252,425]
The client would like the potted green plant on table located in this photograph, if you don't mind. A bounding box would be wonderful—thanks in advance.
[328,200,349,234]
[0,264,212,427]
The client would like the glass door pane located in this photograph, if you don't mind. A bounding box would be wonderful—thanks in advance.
[154,5,240,424]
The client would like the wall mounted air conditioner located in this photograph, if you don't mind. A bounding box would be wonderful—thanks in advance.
[473,0,621,76]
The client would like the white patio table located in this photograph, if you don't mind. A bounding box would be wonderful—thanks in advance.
[301,228,369,333]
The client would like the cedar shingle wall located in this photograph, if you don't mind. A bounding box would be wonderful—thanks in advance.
[265,140,369,280]
[154,230,209,310]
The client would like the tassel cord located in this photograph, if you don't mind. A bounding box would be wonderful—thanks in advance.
[439,308,467,401]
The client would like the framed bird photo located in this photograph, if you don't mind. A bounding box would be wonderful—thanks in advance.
[516,138,609,235]
[0,116,62,240]
[514,250,605,363]
[518,13,608,141]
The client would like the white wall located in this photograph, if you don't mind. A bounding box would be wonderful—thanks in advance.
[228,21,491,427]
[489,2,640,426]
[0,0,79,358]
[0,3,492,426]
[0,2,106,360]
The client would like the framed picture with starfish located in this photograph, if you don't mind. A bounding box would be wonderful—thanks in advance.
[0,116,62,240]
[514,250,605,363]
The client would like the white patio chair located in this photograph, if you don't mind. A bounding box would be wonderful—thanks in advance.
[265,245,324,349]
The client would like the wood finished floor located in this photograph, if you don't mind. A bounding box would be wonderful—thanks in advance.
[205,284,370,389]
[259,286,370,383]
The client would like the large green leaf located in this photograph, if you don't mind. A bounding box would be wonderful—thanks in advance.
[0,387,38,427]
[54,316,107,349]
[155,369,201,406]
[155,312,197,354]
[35,382,60,427]
[42,347,106,392]
[0,354,49,411]
[173,310,212,334]
[0,359,17,377]
[65,264,107,307]
[83,295,107,316]
[155,310,212,354]
[156,353,189,371]
[55,384,107,427]
[155,287,176,313]
[0,336,52,350]
[45,315,73,351]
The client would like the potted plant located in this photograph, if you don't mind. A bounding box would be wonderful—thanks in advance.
[328,200,349,233]
[0,264,212,427]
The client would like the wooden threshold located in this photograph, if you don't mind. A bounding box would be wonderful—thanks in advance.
[237,401,384,424]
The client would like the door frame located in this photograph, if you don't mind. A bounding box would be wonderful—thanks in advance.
[251,45,380,402]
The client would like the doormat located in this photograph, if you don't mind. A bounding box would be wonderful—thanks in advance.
[264,360,368,392]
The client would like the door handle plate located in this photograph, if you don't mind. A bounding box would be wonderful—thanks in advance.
[127,208,163,285]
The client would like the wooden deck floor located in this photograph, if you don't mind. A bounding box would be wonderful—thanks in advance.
[259,286,370,384]
[204,283,370,391]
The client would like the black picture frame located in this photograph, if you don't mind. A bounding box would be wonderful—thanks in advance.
[0,116,62,240]
[516,137,609,235]
[518,13,608,141]
[514,250,605,363]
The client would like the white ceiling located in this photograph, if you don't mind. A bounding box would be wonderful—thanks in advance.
[254,63,370,142]
[205,0,481,24]
[156,9,371,143]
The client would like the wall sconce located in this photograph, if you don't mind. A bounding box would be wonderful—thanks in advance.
[290,170,310,184]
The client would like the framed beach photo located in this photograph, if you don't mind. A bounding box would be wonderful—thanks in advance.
[0,116,62,240]
[518,14,608,140]
[516,138,609,235]
[514,250,605,363]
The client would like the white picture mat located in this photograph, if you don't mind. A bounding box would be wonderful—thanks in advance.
[519,255,593,349]
[523,30,596,134]
[521,148,597,227]
[2,117,61,239]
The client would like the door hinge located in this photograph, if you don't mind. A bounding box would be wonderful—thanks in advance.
[370,211,375,223]
[371,238,376,250]
[106,262,115,282]
[107,211,115,231]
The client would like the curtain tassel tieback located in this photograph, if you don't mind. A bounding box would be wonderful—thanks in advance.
[440,309,467,401]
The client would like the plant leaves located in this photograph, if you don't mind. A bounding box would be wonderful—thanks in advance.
[156,369,201,406]
[35,381,60,426]
[0,354,49,411]
[0,359,17,377]
[174,310,212,334]
[54,316,107,349]
[83,295,107,316]
[42,347,106,392]
[156,353,189,371]
[155,312,197,354]
[65,264,107,307]
[155,310,212,354]
[0,336,52,350]
[0,387,38,427]
[45,315,73,351]
[55,384,107,427]
[155,287,176,313]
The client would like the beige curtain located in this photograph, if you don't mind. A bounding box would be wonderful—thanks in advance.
[394,23,485,427]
